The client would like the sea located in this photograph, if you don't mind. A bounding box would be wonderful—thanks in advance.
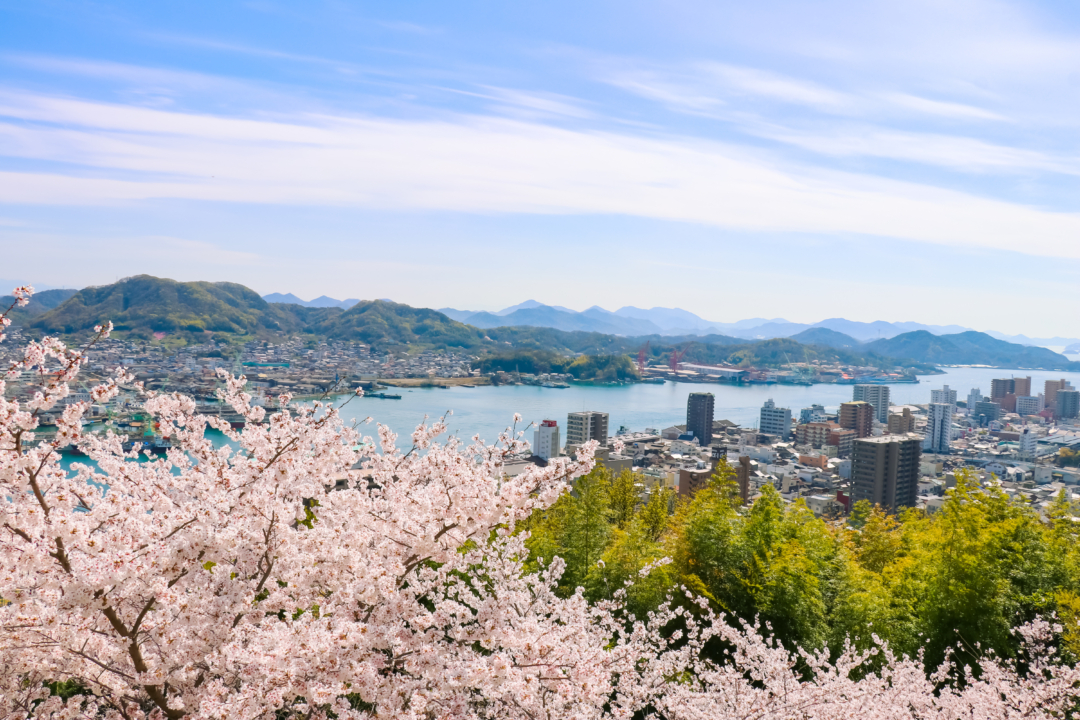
[334,365,1080,446]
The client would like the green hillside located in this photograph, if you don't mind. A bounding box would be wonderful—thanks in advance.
[788,327,861,349]
[864,330,1074,369]
[313,300,486,348]
[28,276,300,337]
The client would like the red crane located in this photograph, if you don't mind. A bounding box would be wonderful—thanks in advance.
[669,346,687,373]
[637,341,650,375]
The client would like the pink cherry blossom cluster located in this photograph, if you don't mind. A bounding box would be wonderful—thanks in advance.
[2,286,1080,720]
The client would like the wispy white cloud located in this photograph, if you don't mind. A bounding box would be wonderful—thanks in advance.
[882,92,1007,122]
[2,87,1080,261]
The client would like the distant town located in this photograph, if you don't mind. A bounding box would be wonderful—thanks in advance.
[6,321,1080,522]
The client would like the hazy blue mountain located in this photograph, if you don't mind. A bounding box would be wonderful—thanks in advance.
[2,288,79,323]
[264,293,358,309]
[579,307,662,335]
[614,306,717,330]
[725,321,813,339]
[461,306,655,335]
[864,330,1072,369]
[495,299,576,315]
[262,292,306,305]
[788,327,862,348]
[436,307,479,322]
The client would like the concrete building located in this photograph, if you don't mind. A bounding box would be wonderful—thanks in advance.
[686,392,715,447]
[852,434,922,512]
[795,421,838,448]
[974,400,1002,425]
[840,401,874,438]
[1059,390,1080,419]
[966,388,983,413]
[799,404,827,424]
[678,466,712,497]
[533,420,560,460]
[759,399,792,439]
[1015,394,1045,416]
[924,403,953,453]
[853,384,890,423]
[887,407,915,434]
[827,427,856,458]
[566,411,609,448]
[735,456,752,504]
[1046,379,1072,407]
[1019,427,1038,460]
[991,378,1015,400]
[930,385,957,411]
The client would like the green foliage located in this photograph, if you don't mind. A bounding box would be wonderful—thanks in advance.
[520,464,1080,675]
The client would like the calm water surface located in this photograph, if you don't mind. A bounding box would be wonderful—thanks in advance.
[334,367,1080,444]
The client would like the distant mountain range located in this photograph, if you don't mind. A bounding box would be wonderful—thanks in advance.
[6,277,1077,370]
[262,293,360,309]
[437,300,1079,349]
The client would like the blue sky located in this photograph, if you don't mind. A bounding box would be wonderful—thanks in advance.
[2,0,1080,335]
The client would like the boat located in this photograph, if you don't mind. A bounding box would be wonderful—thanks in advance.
[365,392,402,400]
[541,382,569,389]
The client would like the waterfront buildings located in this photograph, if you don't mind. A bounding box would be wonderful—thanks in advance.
[991,376,1032,413]
[924,403,953,453]
[759,399,792,439]
[852,434,922,512]
[566,411,609,447]
[686,392,715,447]
[839,401,873,438]
[853,384,890,423]
[967,388,983,412]
[533,420,560,460]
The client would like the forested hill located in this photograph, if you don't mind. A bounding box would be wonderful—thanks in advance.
[863,329,1074,369]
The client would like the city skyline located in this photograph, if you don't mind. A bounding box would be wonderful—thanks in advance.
[5,1,1080,334]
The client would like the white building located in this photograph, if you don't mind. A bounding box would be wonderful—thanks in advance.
[966,388,983,414]
[759,399,792,439]
[533,420,560,460]
[1019,427,1038,460]
[931,385,957,412]
[1015,395,1046,416]
[924,402,953,453]
[854,385,890,424]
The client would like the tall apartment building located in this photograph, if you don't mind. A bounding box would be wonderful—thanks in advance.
[991,377,1031,414]
[924,403,953,453]
[853,384,890,423]
[852,434,921,512]
[991,378,1015,400]
[533,420,560,460]
[1015,395,1046,416]
[686,392,715,447]
[759,399,792,439]
[930,385,957,410]
[1019,427,1038,460]
[887,407,915,434]
[839,401,873,438]
[566,411,609,448]
[1058,390,1080,419]
[966,388,983,412]
[1046,379,1072,407]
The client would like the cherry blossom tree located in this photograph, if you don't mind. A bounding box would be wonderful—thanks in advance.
[2,286,1080,720]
